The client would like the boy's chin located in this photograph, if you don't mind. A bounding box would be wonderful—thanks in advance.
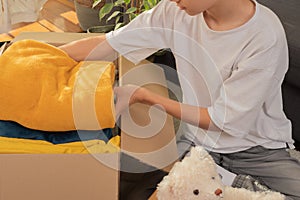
[184,10,201,16]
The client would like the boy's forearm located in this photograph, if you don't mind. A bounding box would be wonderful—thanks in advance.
[138,88,219,131]
[59,35,116,61]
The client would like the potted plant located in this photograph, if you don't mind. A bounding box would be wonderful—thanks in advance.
[74,0,117,32]
[90,0,177,84]
[87,0,160,32]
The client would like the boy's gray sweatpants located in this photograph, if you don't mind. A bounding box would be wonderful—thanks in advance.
[177,136,300,200]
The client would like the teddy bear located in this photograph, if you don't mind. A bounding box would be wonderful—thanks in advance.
[156,146,285,200]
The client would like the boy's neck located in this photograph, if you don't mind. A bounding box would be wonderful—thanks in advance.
[203,0,256,31]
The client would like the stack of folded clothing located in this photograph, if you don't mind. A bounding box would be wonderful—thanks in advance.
[0,40,119,153]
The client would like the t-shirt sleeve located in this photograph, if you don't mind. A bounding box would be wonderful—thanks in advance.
[207,37,288,138]
[106,0,172,64]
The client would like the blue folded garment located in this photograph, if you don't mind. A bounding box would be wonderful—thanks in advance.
[0,120,112,144]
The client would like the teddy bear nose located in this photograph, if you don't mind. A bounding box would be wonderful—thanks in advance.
[215,188,223,196]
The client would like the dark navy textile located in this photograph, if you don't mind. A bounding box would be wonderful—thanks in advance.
[0,120,112,144]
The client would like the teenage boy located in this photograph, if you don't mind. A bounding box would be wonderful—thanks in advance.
[60,0,300,199]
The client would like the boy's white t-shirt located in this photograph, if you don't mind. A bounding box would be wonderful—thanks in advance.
[106,0,294,153]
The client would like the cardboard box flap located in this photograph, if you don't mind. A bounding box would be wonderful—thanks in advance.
[119,57,178,171]
[12,32,101,46]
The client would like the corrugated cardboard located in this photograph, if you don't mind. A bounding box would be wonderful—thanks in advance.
[12,32,100,46]
[0,154,119,200]
[119,57,178,171]
[1,32,177,200]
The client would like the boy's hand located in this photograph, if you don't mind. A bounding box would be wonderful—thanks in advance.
[114,85,147,119]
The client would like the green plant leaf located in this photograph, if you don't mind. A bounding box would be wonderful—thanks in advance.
[115,16,121,24]
[143,1,150,10]
[99,3,114,21]
[107,11,121,22]
[124,0,131,5]
[114,0,125,6]
[148,0,156,8]
[129,13,137,21]
[125,7,137,14]
[115,22,124,30]
[93,0,103,8]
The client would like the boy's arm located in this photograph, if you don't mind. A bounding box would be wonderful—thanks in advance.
[59,35,116,61]
[115,85,220,131]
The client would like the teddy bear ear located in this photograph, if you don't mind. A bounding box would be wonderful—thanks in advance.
[191,146,209,159]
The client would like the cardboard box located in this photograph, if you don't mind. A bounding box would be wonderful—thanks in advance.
[1,32,177,200]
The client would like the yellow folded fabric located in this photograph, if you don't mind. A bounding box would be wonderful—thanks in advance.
[0,135,120,154]
[0,40,115,131]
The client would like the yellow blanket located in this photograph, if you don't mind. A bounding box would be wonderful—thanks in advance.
[0,135,120,154]
[0,40,115,131]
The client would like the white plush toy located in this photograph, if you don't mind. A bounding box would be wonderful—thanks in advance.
[157,146,285,200]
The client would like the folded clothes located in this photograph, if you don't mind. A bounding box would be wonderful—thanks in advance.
[0,135,120,154]
[0,120,113,144]
[0,39,115,131]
